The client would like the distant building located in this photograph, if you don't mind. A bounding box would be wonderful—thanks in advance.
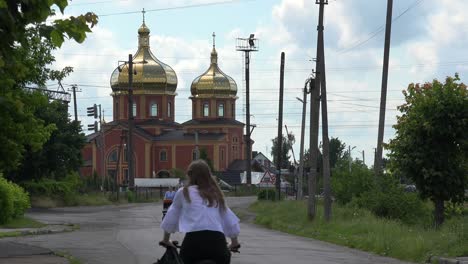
[252,151,275,169]
[80,20,246,185]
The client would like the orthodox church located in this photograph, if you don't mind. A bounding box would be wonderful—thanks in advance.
[80,19,246,184]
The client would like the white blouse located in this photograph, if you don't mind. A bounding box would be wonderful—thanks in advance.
[160,186,240,238]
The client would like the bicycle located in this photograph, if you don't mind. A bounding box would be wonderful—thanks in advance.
[155,240,240,264]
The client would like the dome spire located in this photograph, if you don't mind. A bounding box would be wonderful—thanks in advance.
[211,32,218,65]
[212,32,216,48]
[138,8,150,47]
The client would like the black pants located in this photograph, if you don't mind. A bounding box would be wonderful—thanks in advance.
[180,230,231,264]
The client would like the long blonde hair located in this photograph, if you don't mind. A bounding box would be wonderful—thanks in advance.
[183,159,226,211]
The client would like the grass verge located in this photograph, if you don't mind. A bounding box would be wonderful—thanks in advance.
[54,251,82,264]
[0,216,46,229]
[0,231,21,238]
[251,200,467,263]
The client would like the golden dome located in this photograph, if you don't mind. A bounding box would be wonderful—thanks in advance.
[110,21,177,95]
[191,33,237,98]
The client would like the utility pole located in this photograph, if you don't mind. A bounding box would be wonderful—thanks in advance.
[316,0,332,222]
[276,52,285,201]
[308,76,320,219]
[361,150,365,165]
[236,35,259,185]
[68,84,80,122]
[297,78,310,200]
[374,0,393,178]
[195,131,200,160]
[127,54,135,189]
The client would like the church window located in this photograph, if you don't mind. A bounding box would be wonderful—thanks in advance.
[108,150,118,162]
[221,149,224,161]
[115,102,119,119]
[203,103,209,117]
[160,150,167,161]
[150,103,158,117]
[167,102,172,117]
[218,103,224,117]
[132,103,137,117]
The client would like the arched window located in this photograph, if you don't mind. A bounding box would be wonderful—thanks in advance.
[150,103,158,117]
[160,150,167,161]
[108,149,118,162]
[167,102,172,117]
[218,103,224,117]
[203,103,209,117]
[132,103,137,117]
[115,102,119,119]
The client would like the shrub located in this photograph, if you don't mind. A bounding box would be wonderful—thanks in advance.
[351,176,431,226]
[0,175,31,224]
[258,189,282,201]
[127,190,136,203]
[22,172,81,197]
[331,161,374,204]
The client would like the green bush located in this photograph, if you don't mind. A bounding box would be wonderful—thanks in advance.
[258,189,282,201]
[126,190,136,203]
[331,161,374,204]
[22,172,82,197]
[351,177,431,226]
[0,175,30,224]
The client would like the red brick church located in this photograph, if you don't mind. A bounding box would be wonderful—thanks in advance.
[81,20,246,185]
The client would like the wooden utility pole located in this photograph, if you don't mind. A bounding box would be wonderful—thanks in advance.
[297,79,309,200]
[276,52,285,201]
[68,84,80,122]
[308,79,320,219]
[316,0,332,222]
[374,0,393,178]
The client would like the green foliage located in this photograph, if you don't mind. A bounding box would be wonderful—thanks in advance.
[8,100,86,181]
[257,189,282,201]
[331,160,374,204]
[0,216,46,229]
[22,172,82,198]
[328,137,346,169]
[169,168,186,180]
[126,190,136,203]
[387,74,468,225]
[271,132,295,169]
[199,148,214,172]
[251,200,468,263]
[351,176,432,226]
[0,1,97,173]
[444,202,465,218]
[0,175,31,224]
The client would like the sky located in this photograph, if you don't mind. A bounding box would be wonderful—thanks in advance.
[49,0,468,166]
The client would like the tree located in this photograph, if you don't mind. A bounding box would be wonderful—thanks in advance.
[199,148,214,172]
[387,74,467,227]
[7,99,86,181]
[328,137,346,169]
[0,1,97,173]
[271,132,295,169]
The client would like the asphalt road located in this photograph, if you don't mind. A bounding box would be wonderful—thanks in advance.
[6,197,411,264]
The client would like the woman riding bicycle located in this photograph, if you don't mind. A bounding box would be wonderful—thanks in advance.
[160,160,240,264]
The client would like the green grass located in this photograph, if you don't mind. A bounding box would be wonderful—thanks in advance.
[0,216,46,229]
[251,200,468,263]
[0,231,21,238]
[54,251,82,264]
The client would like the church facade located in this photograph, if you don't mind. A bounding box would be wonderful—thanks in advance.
[80,20,246,184]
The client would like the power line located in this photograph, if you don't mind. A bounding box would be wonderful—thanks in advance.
[98,0,252,17]
[338,0,424,54]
